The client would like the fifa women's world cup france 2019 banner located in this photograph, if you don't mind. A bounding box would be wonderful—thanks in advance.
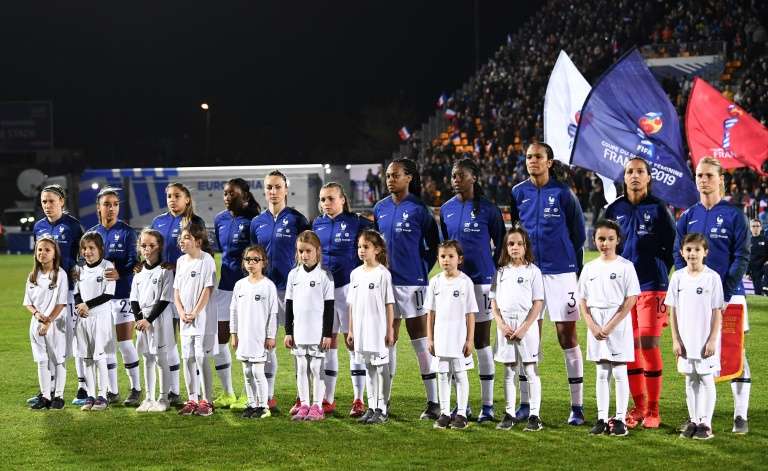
[569,49,698,209]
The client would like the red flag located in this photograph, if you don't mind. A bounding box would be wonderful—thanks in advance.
[716,303,744,382]
[685,77,768,174]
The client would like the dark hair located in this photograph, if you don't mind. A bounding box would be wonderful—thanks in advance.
[453,157,483,216]
[594,219,622,242]
[134,228,169,273]
[226,178,261,218]
[80,231,106,260]
[30,235,61,287]
[166,182,198,230]
[319,182,350,214]
[180,224,213,256]
[438,239,464,264]
[622,157,652,196]
[681,232,708,251]
[498,225,534,266]
[242,244,268,275]
[95,187,121,225]
[41,184,66,200]
[391,157,421,197]
[264,170,289,203]
[357,229,388,267]
[527,142,569,183]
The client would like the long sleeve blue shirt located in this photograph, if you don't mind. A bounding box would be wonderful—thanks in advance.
[313,211,373,288]
[150,212,207,267]
[604,194,676,291]
[34,214,83,290]
[214,210,254,291]
[88,221,137,299]
[373,194,439,286]
[439,195,506,285]
[249,207,310,291]
[509,179,586,275]
[674,200,750,301]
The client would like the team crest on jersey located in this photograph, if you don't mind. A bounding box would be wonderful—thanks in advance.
[114,233,120,241]
[368,283,375,289]
[152,277,158,284]
[191,271,197,278]
[282,218,289,226]
[48,282,56,290]
[643,212,651,222]
[341,222,347,231]
[696,287,703,294]
[548,195,555,205]
[59,226,65,233]
[402,211,409,221]
[470,210,477,220]
[97,276,104,282]
[453,290,460,298]
[517,277,524,284]
[254,294,262,301]
[610,273,617,279]
[309,281,316,287]
[716,215,724,226]
[238,223,245,231]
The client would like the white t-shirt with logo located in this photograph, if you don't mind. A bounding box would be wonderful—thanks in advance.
[174,252,217,337]
[347,264,395,355]
[489,263,544,315]
[577,256,640,309]
[74,259,116,317]
[424,271,478,358]
[230,276,279,360]
[285,264,334,345]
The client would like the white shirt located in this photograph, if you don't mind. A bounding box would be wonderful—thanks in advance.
[285,264,334,345]
[665,266,725,360]
[347,264,395,355]
[174,252,216,336]
[74,259,116,316]
[130,264,174,317]
[230,277,279,358]
[578,256,640,309]
[424,271,478,358]
[23,268,69,315]
[489,263,544,315]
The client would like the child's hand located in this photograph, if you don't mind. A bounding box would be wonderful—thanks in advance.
[135,319,150,332]
[587,322,602,339]
[385,328,395,347]
[345,333,354,350]
[463,340,474,357]
[511,323,529,342]
[595,327,610,341]
[702,339,717,358]
[76,303,89,318]
[501,323,515,340]
[37,323,50,336]
[33,311,47,323]
[104,268,120,281]
[230,334,238,350]
[427,338,435,356]
[264,338,275,350]
[672,340,686,359]
[284,335,295,349]
[321,337,332,351]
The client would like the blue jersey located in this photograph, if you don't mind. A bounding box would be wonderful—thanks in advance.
[150,212,206,267]
[214,210,254,291]
[439,196,505,285]
[33,214,83,290]
[249,207,310,291]
[604,194,675,292]
[88,221,137,299]
[373,194,439,286]
[313,211,373,288]
[674,200,750,301]
[509,179,586,275]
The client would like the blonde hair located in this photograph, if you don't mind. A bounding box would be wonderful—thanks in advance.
[697,157,726,196]
[134,228,168,273]
[29,236,61,287]
[295,230,322,266]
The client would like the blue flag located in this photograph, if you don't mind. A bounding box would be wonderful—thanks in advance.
[569,49,697,208]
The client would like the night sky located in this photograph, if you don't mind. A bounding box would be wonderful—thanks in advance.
[1,1,539,166]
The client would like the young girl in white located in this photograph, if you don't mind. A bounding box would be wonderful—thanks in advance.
[666,233,724,440]
[579,220,640,437]
[74,232,117,411]
[174,225,217,417]
[346,230,395,425]
[426,240,477,430]
[491,226,545,431]
[24,236,69,410]
[230,245,278,419]
[130,229,175,413]
[284,230,335,421]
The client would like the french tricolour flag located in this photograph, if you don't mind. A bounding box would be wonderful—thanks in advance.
[436,93,447,108]
[398,126,411,141]
[444,108,457,120]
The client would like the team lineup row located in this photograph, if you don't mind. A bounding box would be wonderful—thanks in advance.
[25,145,751,437]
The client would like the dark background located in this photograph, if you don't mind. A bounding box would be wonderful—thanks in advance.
[0,1,540,168]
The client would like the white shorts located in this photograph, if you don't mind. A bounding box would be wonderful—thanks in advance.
[437,356,474,373]
[677,356,720,375]
[291,344,326,358]
[494,312,540,364]
[542,273,580,322]
[212,289,233,322]
[111,298,134,325]
[473,284,492,323]
[75,311,114,360]
[354,350,389,366]
[236,351,269,363]
[332,285,350,334]
[728,295,749,332]
[136,307,175,355]
[180,334,218,359]
[586,307,634,363]
[276,289,286,326]
[30,315,67,364]
[393,285,427,319]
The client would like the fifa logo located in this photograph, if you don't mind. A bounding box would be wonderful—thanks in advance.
[636,112,663,160]
[722,104,743,150]
[567,111,581,149]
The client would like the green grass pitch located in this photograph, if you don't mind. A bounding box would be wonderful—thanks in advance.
[0,253,764,470]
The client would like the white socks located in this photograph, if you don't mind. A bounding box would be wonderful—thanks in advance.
[167,346,181,395]
[350,357,367,401]
[506,363,541,416]
[686,372,716,426]
[95,358,109,398]
[324,347,338,403]
[595,363,629,421]
[144,354,157,401]
[265,349,278,399]
[37,361,52,400]
[504,365,517,416]
[310,357,324,406]
[214,344,234,396]
[412,338,438,403]
[184,357,199,402]
[613,364,629,421]
[477,346,494,407]
[564,346,584,406]
[75,357,87,390]
[518,362,530,404]
[296,356,324,406]
[731,352,751,419]
[243,361,268,408]
[525,363,542,416]
[365,363,387,413]
[107,352,119,394]
[118,339,141,391]
[438,370,469,417]
[200,354,214,402]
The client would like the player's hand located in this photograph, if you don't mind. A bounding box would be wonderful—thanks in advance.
[135,319,150,331]
[104,268,120,281]
[385,328,395,347]
[702,339,717,358]
[321,337,332,351]
[427,338,435,356]
[264,338,275,350]
[463,340,474,357]
[284,335,294,349]
[345,333,354,350]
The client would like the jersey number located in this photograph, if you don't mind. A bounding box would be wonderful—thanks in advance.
[482,294,491,311]
[119,299,129,313]
[567,292,576,308]
[655,297,667,314]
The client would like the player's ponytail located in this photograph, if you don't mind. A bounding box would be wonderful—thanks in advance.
[227,178,261,218]
[392,157,422,198]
